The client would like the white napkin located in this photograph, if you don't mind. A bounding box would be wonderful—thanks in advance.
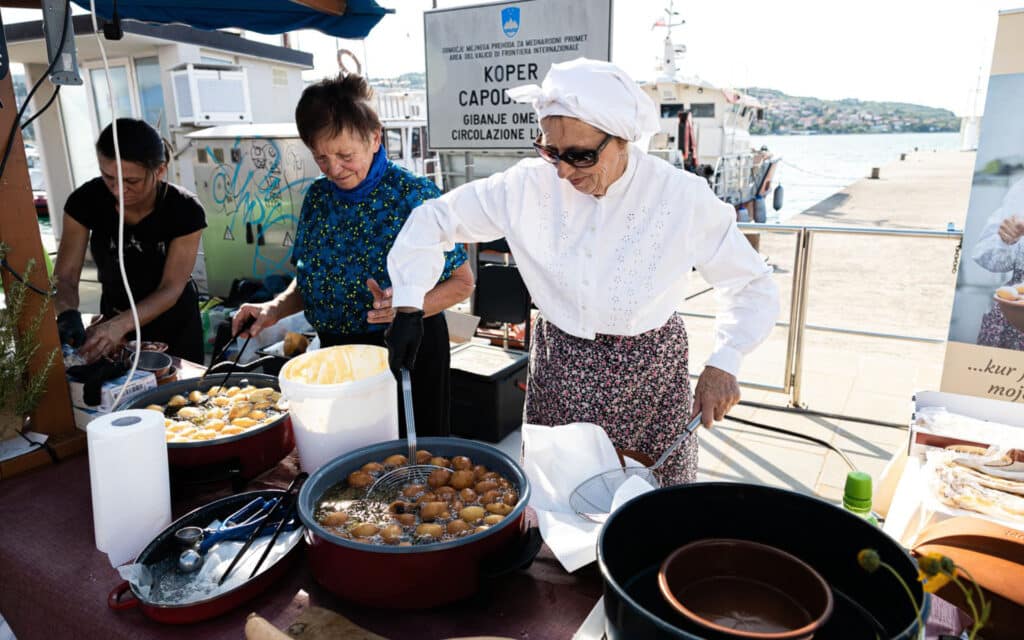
[522,423,655,572]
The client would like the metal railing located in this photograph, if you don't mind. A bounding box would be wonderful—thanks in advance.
[682,223,964,409]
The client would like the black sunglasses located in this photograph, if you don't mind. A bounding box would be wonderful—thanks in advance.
[532,133,613,168]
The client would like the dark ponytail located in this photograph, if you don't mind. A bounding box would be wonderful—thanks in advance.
[95,118,167,171]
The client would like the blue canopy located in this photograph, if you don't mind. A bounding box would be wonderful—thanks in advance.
[71,0,393,39]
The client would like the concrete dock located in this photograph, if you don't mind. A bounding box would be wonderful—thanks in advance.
[683,149,976,503]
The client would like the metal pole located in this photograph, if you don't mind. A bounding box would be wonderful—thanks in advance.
[790,230,813,407]
[782,228,805,394]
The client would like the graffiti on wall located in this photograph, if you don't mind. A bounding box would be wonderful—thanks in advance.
[199,136,318,282]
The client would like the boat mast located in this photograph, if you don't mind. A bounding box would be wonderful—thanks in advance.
[656,1,687,82]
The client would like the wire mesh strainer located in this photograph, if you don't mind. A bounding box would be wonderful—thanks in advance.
[569,413,702,524]
[366,368,446,501]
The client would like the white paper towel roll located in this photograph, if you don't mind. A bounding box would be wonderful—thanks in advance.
[87,409,171,567]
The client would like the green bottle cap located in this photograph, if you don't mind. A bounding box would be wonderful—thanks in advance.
[843,471,873,512]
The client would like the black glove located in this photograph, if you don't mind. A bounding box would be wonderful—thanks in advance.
[385,310,424,375]
[57,309,87,348]
[66,359,128,407]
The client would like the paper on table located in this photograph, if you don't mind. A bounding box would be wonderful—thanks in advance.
[523,423,654,572]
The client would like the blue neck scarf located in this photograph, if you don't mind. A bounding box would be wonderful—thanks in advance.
[329,146,389,203]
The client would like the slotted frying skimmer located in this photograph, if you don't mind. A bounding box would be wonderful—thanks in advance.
[365,368,446,500]
[569,413,703,524]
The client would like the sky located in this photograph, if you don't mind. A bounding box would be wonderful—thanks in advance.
[3,0,1022,115]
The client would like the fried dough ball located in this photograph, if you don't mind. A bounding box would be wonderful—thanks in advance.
[414,492,438,505]
[176,406,204,420]
[449,470,476,490]
[429,457,451,468]
[451,456,473,471]
[392,513,416,527]
[231,417,258,428]
[475,480,499,494]
[402,484,427,498]
[419,502,450,522]
[361,462,385,474]
[415,450,433,464]
[460,506,485,523]
[384,454,407,467]
[486,502,513,516]
[146,404,164,413]
[381,524,404,545]
[167,395,187,408]
[428,468,452,488]
[320,511,349,527]
[248,410,267,421]
[347,471,374,489]
[203,419,226,432]
[415,523,443,539]
[349,523,379,538]
[479,490,501,505]
[435,486,457,502]
[447,520,471,535]
[188,390,207,404]
[389,500,414,515]
[484,514,505,525]
[473,465,489,480]
[228,402,252,420]
[459,488,478,503]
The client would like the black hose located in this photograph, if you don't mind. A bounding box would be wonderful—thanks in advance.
[738,399,907,430]
[722,414,859,471]
[21,85,62,131]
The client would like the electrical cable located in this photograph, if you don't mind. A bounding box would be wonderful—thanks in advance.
[21,85,62,131]
[738,399,907,430]
[722,413,858,471]
[90,0,141,409]
[1,258,56,297]
[0,0,71,182]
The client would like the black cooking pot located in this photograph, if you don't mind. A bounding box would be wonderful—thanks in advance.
[127,362,293,481]
[297,437,538,609]
[598,483,929,640]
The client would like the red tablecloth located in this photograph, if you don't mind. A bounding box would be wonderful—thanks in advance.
[0,454,603,640]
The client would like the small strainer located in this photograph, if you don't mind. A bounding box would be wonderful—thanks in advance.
[569,413,703,524]
[365,368,446,500]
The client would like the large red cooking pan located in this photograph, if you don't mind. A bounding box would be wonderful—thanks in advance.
[126,359,293,481]
[297,437,540,609]
[108,489,303,623]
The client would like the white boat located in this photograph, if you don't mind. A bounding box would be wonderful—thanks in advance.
[640,1,782,221]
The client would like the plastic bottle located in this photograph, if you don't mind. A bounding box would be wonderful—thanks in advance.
[843,471,879,526]
[737,206,750,223]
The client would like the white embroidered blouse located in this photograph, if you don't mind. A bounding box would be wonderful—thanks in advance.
[388,145,780,376]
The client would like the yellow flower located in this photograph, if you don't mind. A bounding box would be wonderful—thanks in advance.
[920,571,954,593]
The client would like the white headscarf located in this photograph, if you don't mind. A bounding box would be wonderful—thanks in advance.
[507,58,659,142]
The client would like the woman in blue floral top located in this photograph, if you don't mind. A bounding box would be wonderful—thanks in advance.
[234,73,474,436]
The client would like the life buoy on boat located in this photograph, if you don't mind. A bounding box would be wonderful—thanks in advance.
[773,184,785,211]
[337,49,362,75]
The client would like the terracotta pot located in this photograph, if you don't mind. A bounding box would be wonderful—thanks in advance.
[658,538,833,639]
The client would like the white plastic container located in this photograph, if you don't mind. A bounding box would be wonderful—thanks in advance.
[278,345,397,473]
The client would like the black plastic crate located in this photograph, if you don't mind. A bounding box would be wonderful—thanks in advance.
[449,343,528,443]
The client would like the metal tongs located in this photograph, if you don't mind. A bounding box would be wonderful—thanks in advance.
[174,496,298,573]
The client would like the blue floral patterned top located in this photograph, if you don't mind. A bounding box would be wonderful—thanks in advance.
[291,164,467,335]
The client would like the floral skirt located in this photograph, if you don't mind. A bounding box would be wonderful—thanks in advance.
[524,313,697,485]
[977,266,1024,351]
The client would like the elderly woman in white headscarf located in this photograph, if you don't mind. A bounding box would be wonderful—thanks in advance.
[385,58,779,484]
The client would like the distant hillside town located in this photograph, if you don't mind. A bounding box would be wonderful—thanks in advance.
[746,88,959,135]
[368,74,960,136]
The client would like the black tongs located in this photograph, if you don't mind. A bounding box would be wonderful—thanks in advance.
[200,315,256,386]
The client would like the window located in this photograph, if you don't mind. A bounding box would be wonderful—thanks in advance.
[384,128,403,160]
[411,127,423,158]
[134,57,168,138]
[89,65,134,128]
[272,67,289,86]
[660,103,684,118]
[200,54,235,65]
[690,103,715,118]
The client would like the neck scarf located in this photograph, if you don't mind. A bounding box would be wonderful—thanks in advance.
[330,145,389,203]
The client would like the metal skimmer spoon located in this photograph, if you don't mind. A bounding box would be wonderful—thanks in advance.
[365,368,446,501]
[568,413,703,524]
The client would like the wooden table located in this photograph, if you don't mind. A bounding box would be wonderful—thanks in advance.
[0,451,603,640]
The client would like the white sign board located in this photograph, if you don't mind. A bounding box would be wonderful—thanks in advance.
[424,0,612,150]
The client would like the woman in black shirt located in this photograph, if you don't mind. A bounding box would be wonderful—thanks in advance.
[55,119,207,362]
